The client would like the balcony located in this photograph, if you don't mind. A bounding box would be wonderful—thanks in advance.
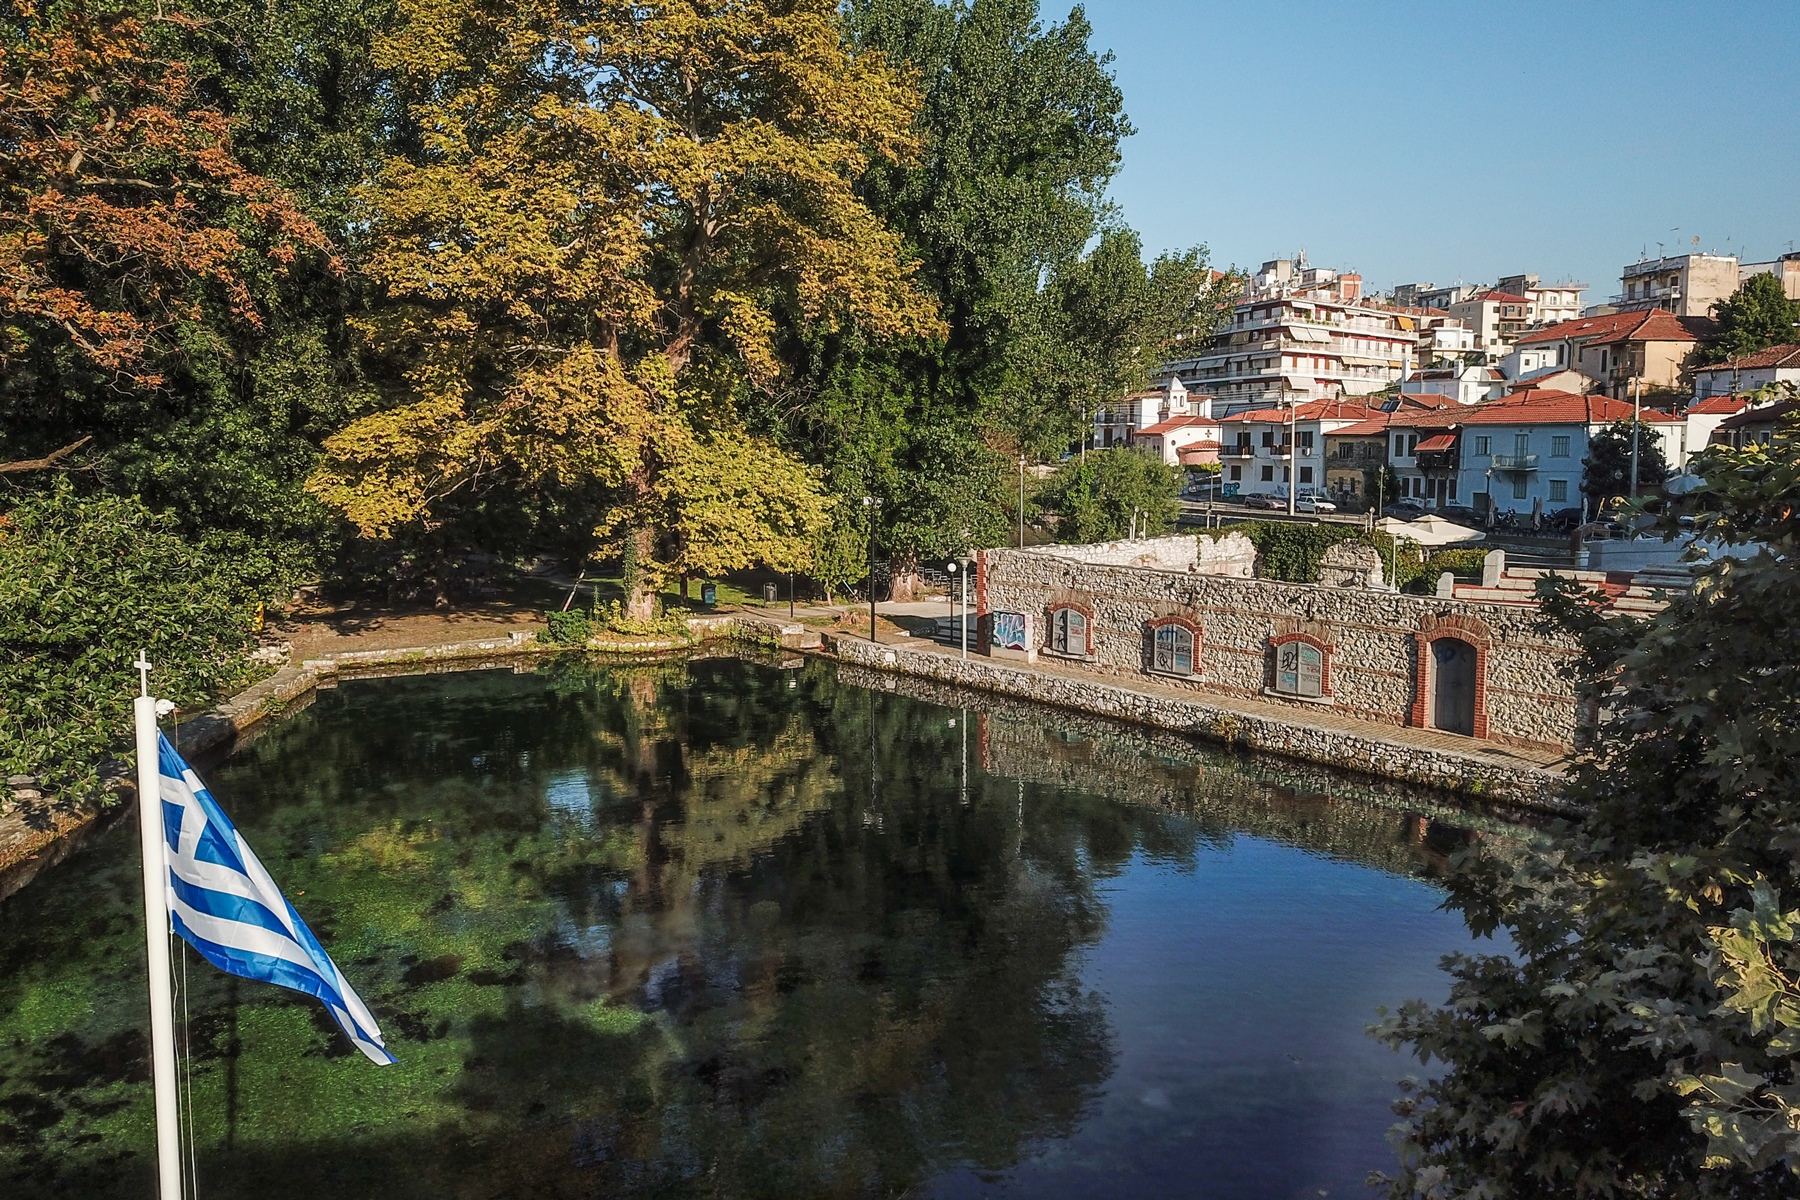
[1221,444,1255,459]
[1491,454,1539,471]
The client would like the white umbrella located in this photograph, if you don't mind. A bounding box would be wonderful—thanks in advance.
[1374,515,1486,546]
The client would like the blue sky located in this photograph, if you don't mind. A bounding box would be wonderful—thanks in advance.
[1083,0,1800,301]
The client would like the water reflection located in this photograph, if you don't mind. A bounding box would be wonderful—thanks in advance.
[0,655,1506,1198]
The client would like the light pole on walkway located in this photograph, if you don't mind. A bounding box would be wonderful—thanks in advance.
[862,495,880,641]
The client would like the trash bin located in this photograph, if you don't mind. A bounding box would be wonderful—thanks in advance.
[761,582,778,602]
[700,582,717,607]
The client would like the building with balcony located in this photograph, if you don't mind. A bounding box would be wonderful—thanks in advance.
[1511,309,1712,400]
[1616,252,1740,318]
[1446,290,1534,355]
[1323,412,1391,502]
[1397,388,1684,518]
[1216,399,1377,498]
[1495,274,1586,326]
[1166,295,1416,415]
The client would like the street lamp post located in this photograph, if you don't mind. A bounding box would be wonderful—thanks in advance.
[1017,454,1026,548]
[861,495,880,642]
[1286,394,1297,517]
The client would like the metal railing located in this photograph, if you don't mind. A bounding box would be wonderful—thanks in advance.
[1491,454,1539,471]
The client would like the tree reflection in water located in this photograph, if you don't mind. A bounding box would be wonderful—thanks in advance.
[0,655,1503,1198]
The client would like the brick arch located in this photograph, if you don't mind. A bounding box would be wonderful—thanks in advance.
[1412,613,1492,738]
[1044,600,1095,655]
[1146,614,1202,677]
[1268,631,1334,698]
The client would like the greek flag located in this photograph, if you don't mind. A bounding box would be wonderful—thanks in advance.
[157,733,395,1065]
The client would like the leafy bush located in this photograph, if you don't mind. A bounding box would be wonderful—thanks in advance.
[1373,418,1800,1194]
[1223,521,1373,582]
[1398,547,1491,594]
[0,486,258,804]
[595,600,692,640]
[1039,449,1182,543]
[543,608,595,645]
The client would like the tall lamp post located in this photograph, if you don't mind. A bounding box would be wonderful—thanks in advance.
[861,495,880,642]
[1017,453,1027,548]
[1285,391,1298,517]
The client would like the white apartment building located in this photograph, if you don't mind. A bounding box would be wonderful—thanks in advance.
[1216,399,1377,498]
[1739,253,1800,301]
[1447,290,1534,356]
[1496,274,1586,326]
[1168,294,1415,415]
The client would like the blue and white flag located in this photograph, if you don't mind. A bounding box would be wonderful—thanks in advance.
[156,733,395,1065]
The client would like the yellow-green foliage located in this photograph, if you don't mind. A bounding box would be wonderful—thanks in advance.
[308,0,941,602]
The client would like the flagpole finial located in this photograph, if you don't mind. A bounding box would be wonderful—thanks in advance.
[133,650,152,698]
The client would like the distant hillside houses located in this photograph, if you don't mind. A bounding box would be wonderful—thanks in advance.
[1099,244,1800,521]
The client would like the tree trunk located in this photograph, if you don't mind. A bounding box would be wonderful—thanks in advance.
[621,524,658,623]
[886,551,922,603]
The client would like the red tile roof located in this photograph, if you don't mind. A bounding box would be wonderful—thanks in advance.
[1685,394,1755,416]
[1469,290,1530,304]
[1399,389,1680,428]
[1134,415,1220,437]
[1717,398,1800,430]
[1516,309,1712,347]
[1694,343,1800,372]
[1327,415,1393,436]
[1220,400,1377,424]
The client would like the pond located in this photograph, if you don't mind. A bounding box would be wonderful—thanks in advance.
[0,654,1512,1199]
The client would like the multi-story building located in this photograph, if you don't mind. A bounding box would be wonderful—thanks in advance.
[1739,253,1800,301]
[1323,412,1391,502]
[1510,309,1712,400]
[1392,283,1481,311]
[1615,252,1740,318]
[1692,344,1800,400]
[1447,290,1534,355]
[1409,310,1476,366]
[1496,274,1586,325]
[1168,294,1415,415]
[1392,389,1684,516]
[1216,399,1377,498]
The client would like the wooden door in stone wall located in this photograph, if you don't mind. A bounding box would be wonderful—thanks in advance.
[1430,639,1477,736]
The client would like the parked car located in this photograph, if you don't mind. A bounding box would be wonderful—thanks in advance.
[1382,500,1426,520]
[1244,493,1282,510]
[1294,495,1336,514]
[1435,505,1483,528]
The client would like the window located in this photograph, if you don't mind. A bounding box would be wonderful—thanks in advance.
[1514,432,1530,457]
[1299,466,1314,484]
[1275,640,1324,698]
[1511,475,1528,500]
[1229,465,1242,481]
[1475,436,1490,456]
[1549,479,1568,502]
[1551,435,1570,458]
[1261,430,1274,447]
[1298,430,1314,451]
[1261,465,1274,482]
[1152,623,1195,676]
[1050,607,1088,656]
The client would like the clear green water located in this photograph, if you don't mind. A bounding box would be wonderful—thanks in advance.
[0,655,1503,1198]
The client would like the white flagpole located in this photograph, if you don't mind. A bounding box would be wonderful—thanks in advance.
[133,652,184,1199]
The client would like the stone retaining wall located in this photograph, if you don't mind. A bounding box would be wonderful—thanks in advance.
[832,636,1569,811]
[976,542,1581,750]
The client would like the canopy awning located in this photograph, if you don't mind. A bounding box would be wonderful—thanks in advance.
[1415,433,1457,452]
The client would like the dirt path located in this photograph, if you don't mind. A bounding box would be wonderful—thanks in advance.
[271,597,550,660]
